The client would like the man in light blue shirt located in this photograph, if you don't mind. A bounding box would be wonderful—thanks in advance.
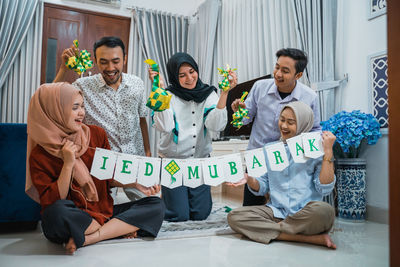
[231,48,321,206]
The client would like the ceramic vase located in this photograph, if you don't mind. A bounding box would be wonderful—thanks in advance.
[336,158,367,221]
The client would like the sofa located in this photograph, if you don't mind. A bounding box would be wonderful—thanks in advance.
[0,123,41,232]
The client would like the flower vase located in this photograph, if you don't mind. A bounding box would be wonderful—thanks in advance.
[336,158,367,221]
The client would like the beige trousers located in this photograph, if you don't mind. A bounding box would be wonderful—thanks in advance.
[227,201,335,244]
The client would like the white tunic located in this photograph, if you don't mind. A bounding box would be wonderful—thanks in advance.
[153,91,227,159]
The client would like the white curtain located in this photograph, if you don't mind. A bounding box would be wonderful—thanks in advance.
[334,0,347,113]
[214,0,299,85]
[293,0,345,121]
[187,0,221,85]
[0,0,43,123]
[128,8,189,156]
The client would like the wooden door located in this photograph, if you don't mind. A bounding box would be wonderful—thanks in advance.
[41,5,86,84]
[41,3,131,84]
[86,14,131,76]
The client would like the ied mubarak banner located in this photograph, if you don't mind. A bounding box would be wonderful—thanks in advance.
[89,132,325,188]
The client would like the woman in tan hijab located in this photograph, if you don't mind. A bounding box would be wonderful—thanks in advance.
[26,82,164,254]
[227,101,338,249]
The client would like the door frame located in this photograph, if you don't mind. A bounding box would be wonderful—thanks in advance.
[388,1,400,266]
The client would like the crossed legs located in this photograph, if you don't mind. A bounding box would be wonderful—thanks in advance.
[228,201,336,249]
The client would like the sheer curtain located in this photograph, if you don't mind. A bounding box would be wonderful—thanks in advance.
[128,8,189,156]
[187,0,221,84]
[214,0,299,84]
[187,0,300,87]
[293,0,346,121]
[0,0,43,123]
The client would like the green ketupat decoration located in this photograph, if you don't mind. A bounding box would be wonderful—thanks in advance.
[217,64,237,91]
[145,59,172,112]
[231,91,249,129]
[164,160,180,184]
[65,39,93,76]
[224,206,232,213]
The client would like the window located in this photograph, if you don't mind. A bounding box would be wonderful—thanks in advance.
[369,51,388,133]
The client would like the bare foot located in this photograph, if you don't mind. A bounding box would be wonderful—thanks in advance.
[322,234,337,249]
[308,234,337,249]
[123,231,138,239]
[65,237,77,255]
[83,229,100,246]
[277,232,337,249]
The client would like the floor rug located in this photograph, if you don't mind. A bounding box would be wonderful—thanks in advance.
[100,202,236,244]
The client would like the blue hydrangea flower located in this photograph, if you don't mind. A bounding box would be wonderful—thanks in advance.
[321,110,382,158]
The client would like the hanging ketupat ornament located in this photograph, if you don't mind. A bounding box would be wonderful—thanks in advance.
[65,39,93,76]
[217,64,237,91]
[164,160,180,184]
[145,59,172,112]
[232,91,249,129]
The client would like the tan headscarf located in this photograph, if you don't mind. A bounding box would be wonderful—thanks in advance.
[280,101,314,135]
[26,82,98,203]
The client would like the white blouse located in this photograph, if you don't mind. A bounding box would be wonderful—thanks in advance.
[153,91,227,159]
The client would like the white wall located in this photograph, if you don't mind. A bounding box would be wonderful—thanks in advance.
[336,0,388,218]
[43,0,205,17]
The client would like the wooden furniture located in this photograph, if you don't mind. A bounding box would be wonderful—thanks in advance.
[210,139,248,201]
[222,74,272,138]
[388,1,400,265]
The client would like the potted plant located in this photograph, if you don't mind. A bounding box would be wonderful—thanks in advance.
[321,110,382,221]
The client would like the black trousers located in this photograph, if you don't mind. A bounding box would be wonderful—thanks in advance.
[242,184,266,206]
[41,197,165,248]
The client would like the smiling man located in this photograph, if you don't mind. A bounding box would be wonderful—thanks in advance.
[231,48,321,206]
[54,36,150,201]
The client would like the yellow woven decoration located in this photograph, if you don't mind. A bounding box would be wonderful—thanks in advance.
[231,91,249,129]
[145,59,172,112]
[217,64,237,91]
[65,39,93,76]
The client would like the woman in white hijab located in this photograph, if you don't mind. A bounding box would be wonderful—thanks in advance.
[227,101,337,249]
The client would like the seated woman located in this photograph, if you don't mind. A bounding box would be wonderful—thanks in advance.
[148,52,237,222]
[25,83,165,254]
[227,101,337,249]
